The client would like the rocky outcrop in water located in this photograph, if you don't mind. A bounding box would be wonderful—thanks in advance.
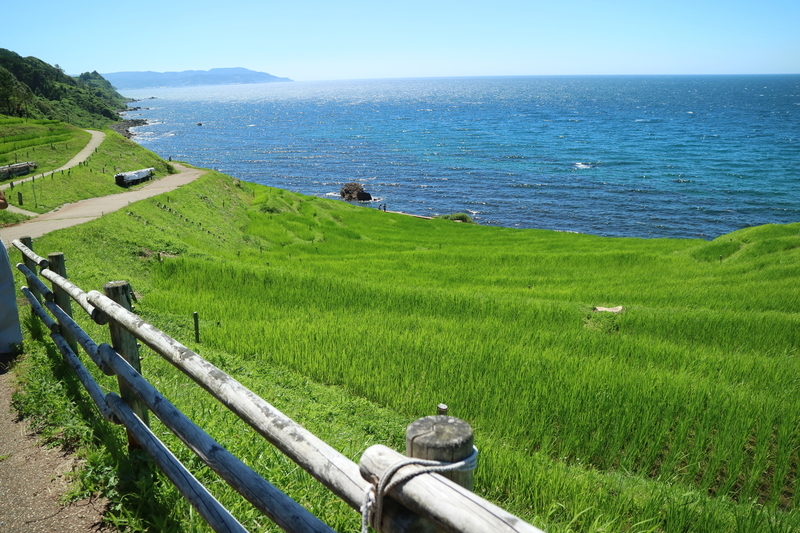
[341,182,372,201]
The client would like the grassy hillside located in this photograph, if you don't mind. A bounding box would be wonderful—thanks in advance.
[8,135,800,532]
[0,123,174,214]
[1,116,90,226]
[0,117,90,171]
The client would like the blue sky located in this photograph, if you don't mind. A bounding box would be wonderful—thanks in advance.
[3,0,798,81]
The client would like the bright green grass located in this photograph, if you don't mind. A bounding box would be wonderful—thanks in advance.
[144,189,800,506]
[0,209,30,226]
[14,162,800,532]
[20,167,800,531]
[0,117,91,173]
[2,130,174,213]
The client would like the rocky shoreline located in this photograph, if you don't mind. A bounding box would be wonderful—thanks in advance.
[110,118,147,138]
[111,98,156,138]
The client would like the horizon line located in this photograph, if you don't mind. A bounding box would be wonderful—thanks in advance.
[105,72,800,86]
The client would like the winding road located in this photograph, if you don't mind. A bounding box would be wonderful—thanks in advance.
[1,129,106,213]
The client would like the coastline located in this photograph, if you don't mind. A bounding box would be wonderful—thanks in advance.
[117,77,800,240]
[109,118,147,139]
[111,97,157,138]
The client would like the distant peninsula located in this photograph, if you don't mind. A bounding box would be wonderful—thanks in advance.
[102,68,292,90]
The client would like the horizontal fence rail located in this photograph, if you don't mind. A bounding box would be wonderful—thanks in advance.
[95,342,334,533]
[105,391,249,533]
[85,289,373,510]
[11,237,544,533]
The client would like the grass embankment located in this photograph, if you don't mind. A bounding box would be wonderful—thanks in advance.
[0,122,173,215]
[0,117,91,171]
[0,208,28,227]
[8,133,800,532]
[1,117,88,225]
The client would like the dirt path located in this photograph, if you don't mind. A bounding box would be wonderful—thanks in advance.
[1,135,204,530]
[0,371,110,533]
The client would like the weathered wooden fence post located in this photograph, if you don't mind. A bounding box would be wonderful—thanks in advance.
[104,280,149,448]
[406,414,474,491]
[19,236,40,310]
[359,412,476,533]
[48,252,78,354]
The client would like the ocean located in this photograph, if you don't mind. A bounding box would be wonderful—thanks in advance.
[122,75,800,240]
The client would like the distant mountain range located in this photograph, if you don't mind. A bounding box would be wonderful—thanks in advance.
[102,68,292,90]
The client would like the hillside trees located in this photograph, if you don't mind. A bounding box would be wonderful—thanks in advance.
[0,66,34,117]
[0,48,128,127]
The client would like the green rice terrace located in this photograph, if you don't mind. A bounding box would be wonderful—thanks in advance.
[0,118,172,218]
[0,118,90,170]
[4,120,800,532]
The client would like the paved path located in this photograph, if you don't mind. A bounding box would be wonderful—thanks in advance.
[1,130,107,218]
[2,163,203,248]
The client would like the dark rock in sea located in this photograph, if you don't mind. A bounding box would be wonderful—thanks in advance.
[341,182,372,201]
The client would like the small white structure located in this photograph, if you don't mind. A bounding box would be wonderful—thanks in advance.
[0,161,37,179]
[115,167,154,187]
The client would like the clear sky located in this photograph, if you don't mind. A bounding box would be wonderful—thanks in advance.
[3,0,798,81]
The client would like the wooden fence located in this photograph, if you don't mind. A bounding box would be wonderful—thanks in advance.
[11,236,544,533]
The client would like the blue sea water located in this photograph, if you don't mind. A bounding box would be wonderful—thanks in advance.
[122,75,800,240]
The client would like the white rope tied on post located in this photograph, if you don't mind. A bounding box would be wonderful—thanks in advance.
[361,446,479,533]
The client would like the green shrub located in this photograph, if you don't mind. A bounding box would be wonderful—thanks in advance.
[435,212,474,223]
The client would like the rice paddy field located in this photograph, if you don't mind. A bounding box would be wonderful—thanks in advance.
[9,139,800,532]
[1,130,173,215]
[0,118,90,172]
